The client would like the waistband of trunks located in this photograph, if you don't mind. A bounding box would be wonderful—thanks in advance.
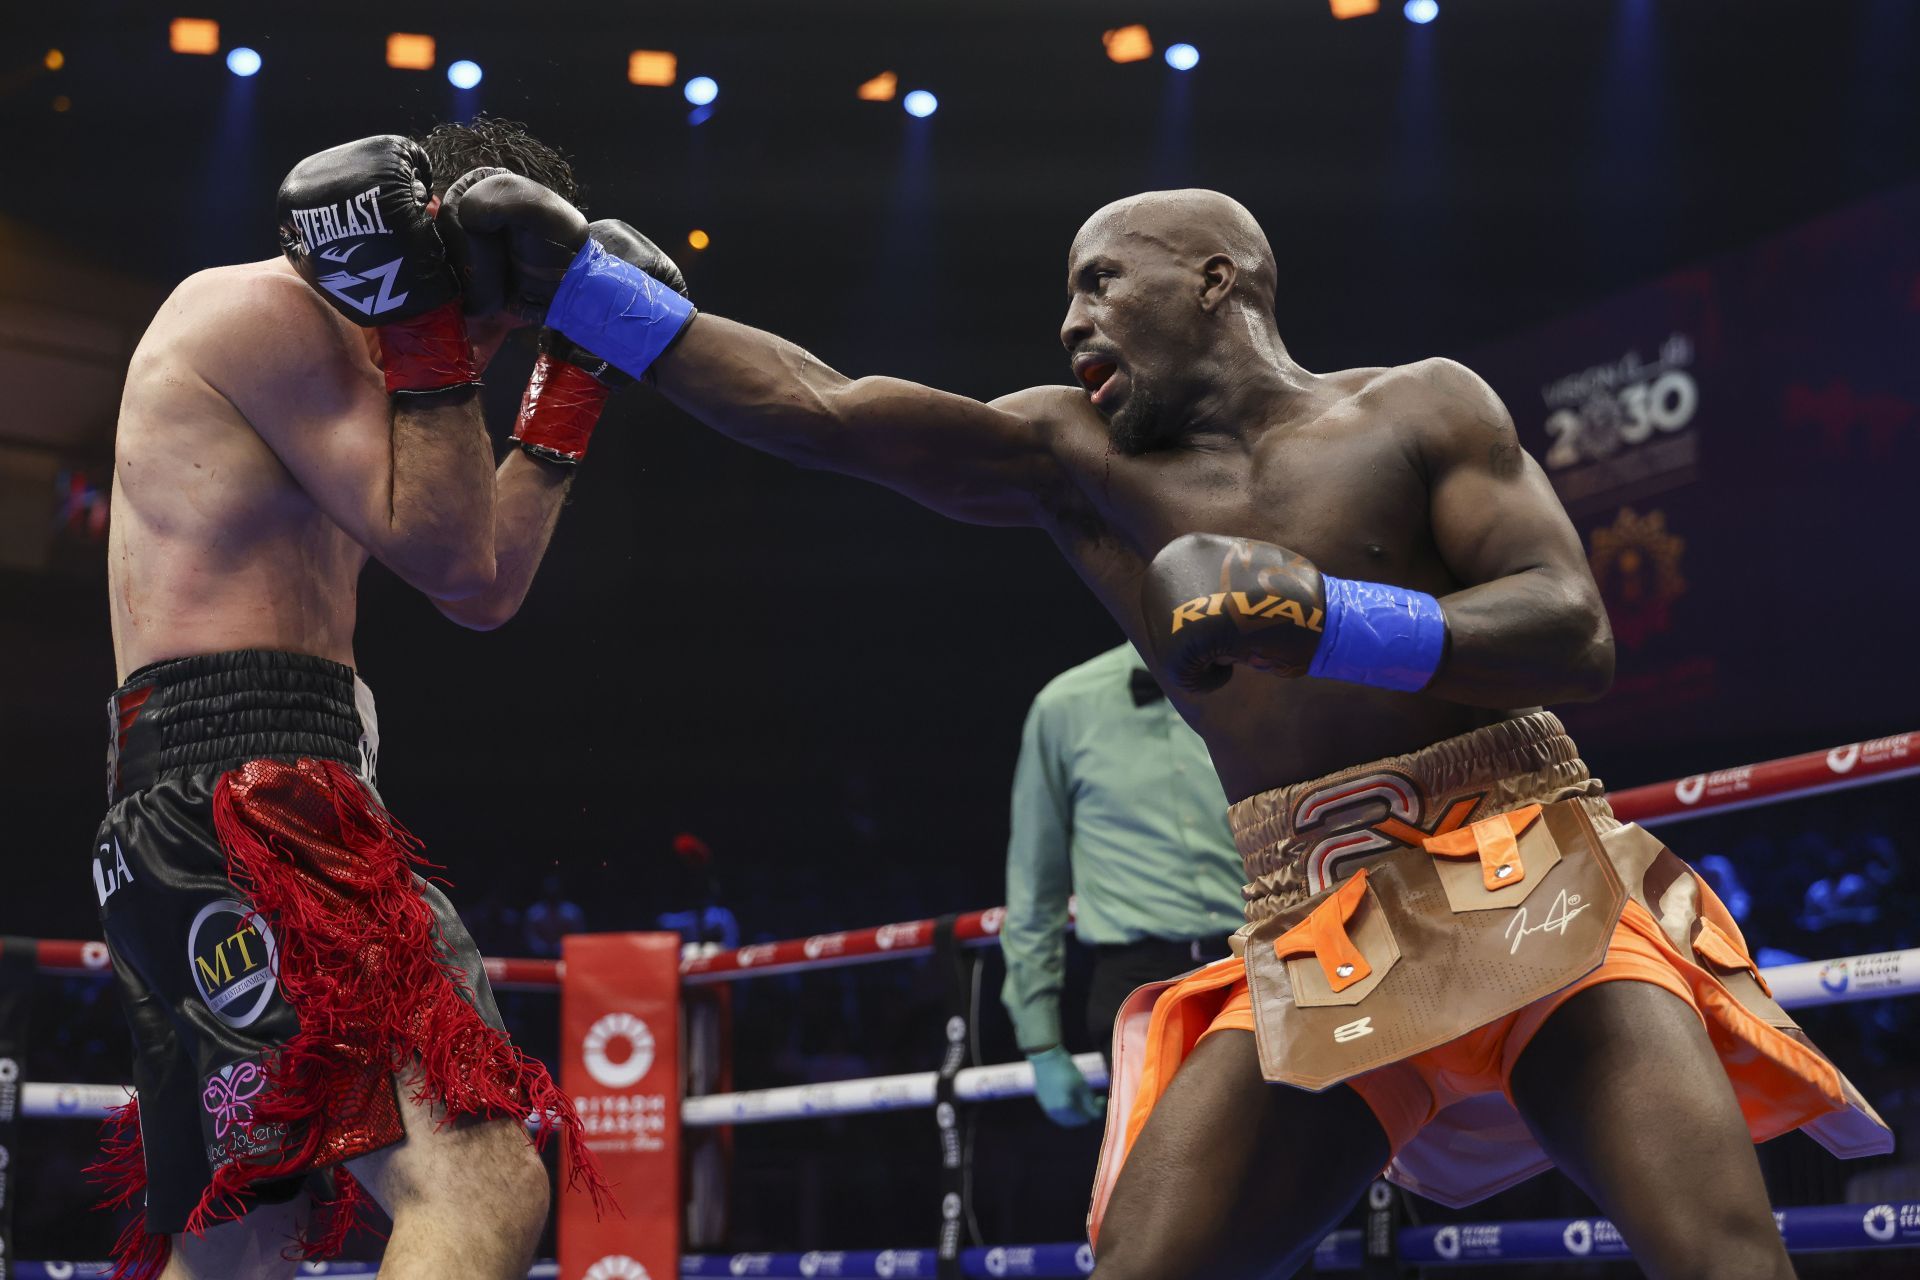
[106,649,367,802]
[1229,711,1610,916]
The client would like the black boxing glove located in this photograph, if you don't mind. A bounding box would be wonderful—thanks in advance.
[276,135,477,395]
[1140,533,1448,694]
[438,172,589,322]
[437,165,511,317]
[511,219,693,464]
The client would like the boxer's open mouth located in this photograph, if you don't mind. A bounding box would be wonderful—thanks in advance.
[1073,352,1125,408]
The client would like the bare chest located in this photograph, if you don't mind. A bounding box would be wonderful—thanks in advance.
[1055,420,1447,625]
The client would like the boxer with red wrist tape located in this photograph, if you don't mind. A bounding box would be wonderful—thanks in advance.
[560,189,1885,1279]
[92,119,633,1280]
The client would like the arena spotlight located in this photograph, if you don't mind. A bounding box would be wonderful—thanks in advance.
[858,71,898,102]
[684,75,719,106]
[688,229,711,251]
[903,89,938,118]
[170,18,220,55]
[226,47,261,77]
[44,49,65,71]
[1165,43,1200,71]
[628,50,677,86]
[448,59,483,89]
[1330,0,1382,17]
[1103,25,1154,64]
[1404,0,1439,23]
[387,34,435,71]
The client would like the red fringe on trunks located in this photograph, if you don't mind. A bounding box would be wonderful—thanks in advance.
[89,757,613,1278]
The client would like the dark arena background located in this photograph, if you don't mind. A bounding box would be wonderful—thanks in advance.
[3,2,1919,1277]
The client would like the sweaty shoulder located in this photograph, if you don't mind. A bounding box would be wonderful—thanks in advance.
[989,383,1091,438]
[1351,357,1518,471]
[160,261,372,409]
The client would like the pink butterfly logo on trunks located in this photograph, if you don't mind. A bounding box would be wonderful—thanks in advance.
[201,1060,268,1139]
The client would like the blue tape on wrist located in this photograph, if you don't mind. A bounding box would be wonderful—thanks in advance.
[545,238,695,380]
[1307,574,1447,692]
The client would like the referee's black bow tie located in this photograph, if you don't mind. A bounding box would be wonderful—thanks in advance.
[1130,668,1165,706]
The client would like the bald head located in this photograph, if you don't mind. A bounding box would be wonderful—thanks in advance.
[1071,189,1278,316]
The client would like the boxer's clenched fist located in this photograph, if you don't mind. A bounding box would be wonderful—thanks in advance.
[1141,533,1330,692]
[276,135,458,325]
[510,218,696,464]
[1143,532,1450,695]
[439,172,590,322]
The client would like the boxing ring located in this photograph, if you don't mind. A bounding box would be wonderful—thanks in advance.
[11,732,1920,1276]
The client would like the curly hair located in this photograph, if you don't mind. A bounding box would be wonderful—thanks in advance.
[415,115,580,205]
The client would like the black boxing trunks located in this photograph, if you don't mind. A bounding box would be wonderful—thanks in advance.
[89,650,605,1277]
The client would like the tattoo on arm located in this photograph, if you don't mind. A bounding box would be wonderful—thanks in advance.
[1475,400,1527,477]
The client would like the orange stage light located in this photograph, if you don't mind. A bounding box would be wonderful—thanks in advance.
[45,49,65,71]
[169,18,220,55]
[53,95,71,112]
[1102,25,1153,64]
[687,229,711,251]
[628,50,677,87]
[386,34,435,71]
[857,71,898,102]
[1329,0,1382,17]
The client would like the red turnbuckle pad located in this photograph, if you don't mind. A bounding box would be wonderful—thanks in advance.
[377,301,480,395]
[510,352,611,464]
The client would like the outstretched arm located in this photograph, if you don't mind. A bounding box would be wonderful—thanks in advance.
[1418,360,1614,706]
[649,314,1067,527]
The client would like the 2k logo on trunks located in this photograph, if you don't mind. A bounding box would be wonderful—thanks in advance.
[585,1256,652,1280]
[187,900,279,1029]
[1291,772,1485,894]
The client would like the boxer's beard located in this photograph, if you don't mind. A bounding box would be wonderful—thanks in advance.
[1108,383,1173,456]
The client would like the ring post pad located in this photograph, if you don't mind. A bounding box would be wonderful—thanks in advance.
[1241,798,1625,1092]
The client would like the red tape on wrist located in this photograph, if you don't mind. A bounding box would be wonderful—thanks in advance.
[377,301,479,395]
[510,352,611,464]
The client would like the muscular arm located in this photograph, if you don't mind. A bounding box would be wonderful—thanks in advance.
[430,451,572,630]
[651,314,1066,526]
[212,272,499,599]
[1417,360,1615,707]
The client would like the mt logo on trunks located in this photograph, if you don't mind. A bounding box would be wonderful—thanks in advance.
[186,900,280,1029]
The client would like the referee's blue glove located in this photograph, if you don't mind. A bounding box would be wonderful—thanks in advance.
[1027,1046,1106,1128]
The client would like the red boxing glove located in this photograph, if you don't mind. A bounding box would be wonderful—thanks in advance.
[376,300,480,396]
[510,342,611,464]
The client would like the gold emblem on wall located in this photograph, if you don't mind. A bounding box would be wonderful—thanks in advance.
[1588,507,1687,649]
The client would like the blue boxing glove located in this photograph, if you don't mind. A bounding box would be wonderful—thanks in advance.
[543,236,697,382]
[1141,532,1447,694]
[1028,1046,1106,1128]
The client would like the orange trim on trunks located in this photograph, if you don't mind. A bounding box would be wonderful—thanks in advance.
[1423,803,1542,891]
[1269,867,1374,991]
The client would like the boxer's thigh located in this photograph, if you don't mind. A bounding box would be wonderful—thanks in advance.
[1093,1029,1388,1280]
[343,1059,549,1235]
[1510,981,1793,1280]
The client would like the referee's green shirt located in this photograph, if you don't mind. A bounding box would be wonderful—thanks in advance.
[1000,643,1245,1052]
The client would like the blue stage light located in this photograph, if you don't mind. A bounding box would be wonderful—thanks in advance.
[448,60,483,89]
[1165,43,1200,71]
[226,47,261,78]
[684,76,718,106]
[903,89,937,118]
[1404,0,1439,23]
